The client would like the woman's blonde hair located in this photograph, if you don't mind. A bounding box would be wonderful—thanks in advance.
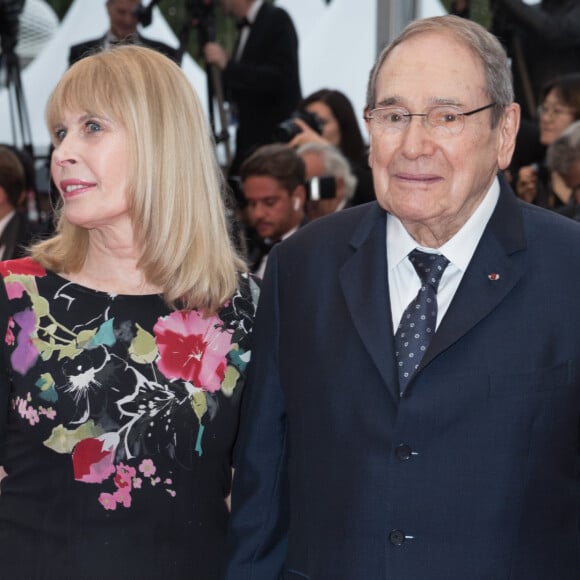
[36,45,246,313]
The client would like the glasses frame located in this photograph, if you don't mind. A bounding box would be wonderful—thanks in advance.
[365,102,497,135]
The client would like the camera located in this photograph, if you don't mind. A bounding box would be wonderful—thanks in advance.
[274,111,323,143]
[305,176,336,201]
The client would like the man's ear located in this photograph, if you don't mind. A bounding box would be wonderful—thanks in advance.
[497,102,521,171]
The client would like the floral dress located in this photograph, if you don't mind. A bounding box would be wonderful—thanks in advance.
[0,258,259,580]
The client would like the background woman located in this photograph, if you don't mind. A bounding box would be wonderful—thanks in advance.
[289,88,375,206]
[516,73,580,208]
[0,45,258,579]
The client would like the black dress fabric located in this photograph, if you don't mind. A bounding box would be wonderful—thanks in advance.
[0,258,259,580]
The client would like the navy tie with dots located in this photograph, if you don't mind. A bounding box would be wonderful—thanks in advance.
[395,250,449,392]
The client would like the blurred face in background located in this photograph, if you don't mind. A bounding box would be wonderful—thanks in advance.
[539,89,576,145]
[243,175,304,241]
[305,101,341,148]
[107,0,140,39]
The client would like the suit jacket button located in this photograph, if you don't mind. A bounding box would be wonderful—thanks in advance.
[395,443,413,461]
[389,529,406,546]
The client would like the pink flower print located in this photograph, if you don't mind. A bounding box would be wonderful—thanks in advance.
[72,435,117,484]
[98,492,118,511]
[114,464,136,490]
[0,258,45,300]
[5,318,15,346]
[16,396,39,426]
[39,406,56,420]
[113,487,132,508]
[133,477,143,489]
[0,258,46,278]
[138,458,156,477]
[11,309,39,375]
[154,311,233,392]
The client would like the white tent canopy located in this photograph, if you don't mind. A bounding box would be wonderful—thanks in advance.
[0,0,447,159]
[0,0,207,157]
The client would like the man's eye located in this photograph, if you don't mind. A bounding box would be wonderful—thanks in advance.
[387,113,404,123]
[435,110,460,124]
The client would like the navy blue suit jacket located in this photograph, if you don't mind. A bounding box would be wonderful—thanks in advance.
[225,179,580,580]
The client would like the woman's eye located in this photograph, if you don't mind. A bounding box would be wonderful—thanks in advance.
[86,121,102,132]
[54,128,66,142]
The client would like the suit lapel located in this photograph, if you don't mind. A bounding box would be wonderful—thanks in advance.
[238,2,268,61]
[339,204,400,400]
[419,182,527,373]
[0,213,19,261]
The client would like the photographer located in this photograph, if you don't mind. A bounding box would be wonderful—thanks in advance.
[203,0,301,177]
[288,88,375,206]
[491,0,580,120]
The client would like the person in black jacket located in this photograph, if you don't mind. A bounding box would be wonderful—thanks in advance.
[0,145,38,260]
[68,0,180,66]
[203,0,301,176]
[491,0,580,121]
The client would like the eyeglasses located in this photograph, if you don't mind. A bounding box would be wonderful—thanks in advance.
[537,105,575,118]
[365,103,496,136]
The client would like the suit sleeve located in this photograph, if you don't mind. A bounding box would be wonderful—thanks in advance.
[224,248,289,580]
[223,10,299,95]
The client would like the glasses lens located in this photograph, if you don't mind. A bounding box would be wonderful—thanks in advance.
[371,107,408,130]
[427,106,464,135]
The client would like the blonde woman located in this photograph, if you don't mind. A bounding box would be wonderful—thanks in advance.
[0,46,258,579]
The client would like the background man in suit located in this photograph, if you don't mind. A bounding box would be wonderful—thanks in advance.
[224,14,580,580]
[240,143,306,278]
[0,146,36,260]
[68,0,180,66]
[203,0,301,176]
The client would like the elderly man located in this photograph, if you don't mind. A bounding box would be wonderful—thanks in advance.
[224,14,580,580]
[68,0,179,65]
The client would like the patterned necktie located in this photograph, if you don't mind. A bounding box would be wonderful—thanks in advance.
[394,250,449,392]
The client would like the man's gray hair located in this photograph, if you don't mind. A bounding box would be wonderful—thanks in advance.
[366,15,513,127]
[297,142,358,201]
[546,120,580,177]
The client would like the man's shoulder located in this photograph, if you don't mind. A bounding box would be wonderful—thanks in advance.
[283,202,383,253]
[69,37,104,64]
[256,1,296,28]
[138,35,180,63]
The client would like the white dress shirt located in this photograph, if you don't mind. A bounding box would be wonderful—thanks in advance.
[387,177,500,333]
[235,0,263,61]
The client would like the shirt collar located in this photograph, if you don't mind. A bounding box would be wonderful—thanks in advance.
[387,176,500,272]
[246,0,263,24]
